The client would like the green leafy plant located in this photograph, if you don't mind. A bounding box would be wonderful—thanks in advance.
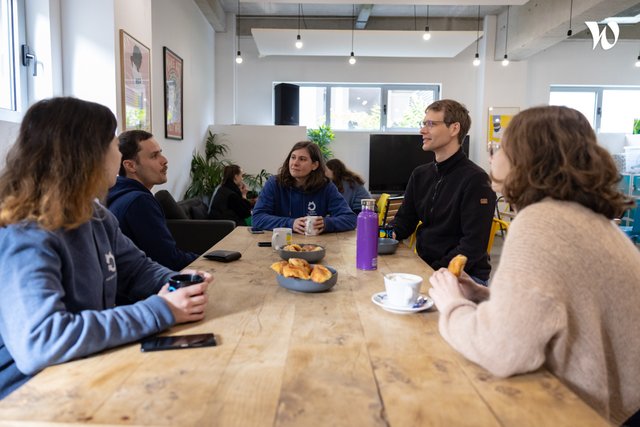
[184,131,229,200]
[243,169,271,199]
[633,119,640,135]
[307,124,334,160]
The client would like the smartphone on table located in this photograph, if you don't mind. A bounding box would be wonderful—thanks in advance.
[248,227,264,234]
[140,333,217,352]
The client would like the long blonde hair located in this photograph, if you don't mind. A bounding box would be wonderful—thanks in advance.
[0,97,118,230]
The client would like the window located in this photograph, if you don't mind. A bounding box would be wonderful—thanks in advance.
[0,0,26,121]
[550,86,640,133]
[295,83,440,131]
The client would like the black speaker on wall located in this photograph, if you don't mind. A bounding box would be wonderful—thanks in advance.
[274,83,299,125]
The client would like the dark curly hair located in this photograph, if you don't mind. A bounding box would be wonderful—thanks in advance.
[326,158,365,193]
[276,141,328,193]
[494,105,632,219]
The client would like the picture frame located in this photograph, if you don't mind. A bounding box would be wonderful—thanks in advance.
[487,107,519,152]
[119,30,151,132]
[163,47,183,140]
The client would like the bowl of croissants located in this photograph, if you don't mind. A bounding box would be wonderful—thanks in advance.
[278,243,326,263]
[271,257,338,293]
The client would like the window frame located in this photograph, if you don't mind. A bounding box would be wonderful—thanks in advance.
[0,0,27,122]
[294,82,440,131]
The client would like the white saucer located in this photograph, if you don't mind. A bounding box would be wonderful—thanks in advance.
[371,292,434,314]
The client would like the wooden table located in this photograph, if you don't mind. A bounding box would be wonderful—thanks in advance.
[0,228,609,426]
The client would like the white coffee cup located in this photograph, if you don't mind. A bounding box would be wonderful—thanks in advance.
[384,273,423,307]
[272,227,292,250]
[305,216,321,236]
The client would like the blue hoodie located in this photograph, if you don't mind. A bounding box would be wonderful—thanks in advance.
[0,203,175,399]
[252,176,357,232]
[107,176,198,270]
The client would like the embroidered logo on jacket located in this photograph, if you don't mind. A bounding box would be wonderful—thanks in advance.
[105,251,116,272]
[307,201,317,215]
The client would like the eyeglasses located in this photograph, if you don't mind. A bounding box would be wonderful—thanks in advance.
[418,120,449,129]
[489,141,501,156]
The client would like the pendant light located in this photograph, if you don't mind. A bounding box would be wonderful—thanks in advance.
[295,4,303,49]
[348,4,356,65]
[502,6,510,66]
[423,5,431,41]
[567,0,574,37]
[473,6,481,66]
[235,0,243,64]
[635,53,640,67]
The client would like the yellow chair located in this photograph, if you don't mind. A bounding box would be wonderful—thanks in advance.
[376,193,390,226]
[407,221,422,252]
[487,217,509,254]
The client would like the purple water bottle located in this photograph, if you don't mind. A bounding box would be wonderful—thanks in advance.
[356,199,378,270]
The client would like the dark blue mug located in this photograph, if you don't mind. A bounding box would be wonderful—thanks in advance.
[168,274,204,292]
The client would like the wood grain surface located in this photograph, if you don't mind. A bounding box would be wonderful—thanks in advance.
[0,228,609,426]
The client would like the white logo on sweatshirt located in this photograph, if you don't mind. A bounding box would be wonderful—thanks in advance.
[307,201,317,216]
[105,251,116,272]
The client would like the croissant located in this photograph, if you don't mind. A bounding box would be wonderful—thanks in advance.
[270,260,288,275]
[283,264,311,280]
[310,264,332,283]
[447,255,468,277]
[288,257,311,272]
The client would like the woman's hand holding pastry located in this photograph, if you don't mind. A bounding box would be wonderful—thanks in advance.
[428,268,465,311]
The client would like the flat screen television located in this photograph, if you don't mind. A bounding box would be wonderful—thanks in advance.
[368,134,469,194]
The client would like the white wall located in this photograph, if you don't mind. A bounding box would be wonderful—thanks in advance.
[149,0,215,198]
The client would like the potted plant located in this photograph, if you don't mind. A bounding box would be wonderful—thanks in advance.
[184,131,229,202]
[243,169,271,200]
[307,124,334,160]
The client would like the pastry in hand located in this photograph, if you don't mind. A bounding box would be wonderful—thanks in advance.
[283,264,311,280]
[447,255,468,277]
[310,264,332,283]
[270,261,288,275]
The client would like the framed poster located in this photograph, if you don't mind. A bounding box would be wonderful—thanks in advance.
[163,47,183,140]
[487,107,519,152]
[119,30,151,132]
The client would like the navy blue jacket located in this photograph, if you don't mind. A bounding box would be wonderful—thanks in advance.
[107,176,198,270]
[252,176,356,232]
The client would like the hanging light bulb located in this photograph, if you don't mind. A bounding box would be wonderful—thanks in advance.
[295,4,303,49]
[502,6,510,67]
[348,4,356,65]
[567,0,573,37]
[423,5,431,40]
[235,0,242,64]
[472,6,481,67]
[236,51,243,64]
[635,55,640,67]
[349,52,356,65]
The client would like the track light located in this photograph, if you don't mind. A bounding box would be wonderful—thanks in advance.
[423,6,431,40]
[502,54,509,66]
[349,52,356,65]
[236,51,243,64]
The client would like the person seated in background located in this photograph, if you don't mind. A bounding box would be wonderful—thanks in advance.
[428,106,640,426]
[252,141,356,234]
[208,164,252,226]
[0,97,211,399]
[325,158,372,213]
[392,99,495,284]
[107,130,198,270]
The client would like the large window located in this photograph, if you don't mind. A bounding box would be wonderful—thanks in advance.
[296,83,439,131]
[550,86,640,133]
[0,0,26,121]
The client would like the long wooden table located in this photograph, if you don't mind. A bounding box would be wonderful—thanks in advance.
[0,228,609,426]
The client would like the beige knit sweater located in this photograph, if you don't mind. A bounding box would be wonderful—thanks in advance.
[437,198,640,425]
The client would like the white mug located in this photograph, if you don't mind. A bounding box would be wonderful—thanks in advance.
[304,216,321,236]
[272,227,292,250]
[384,273,423,307]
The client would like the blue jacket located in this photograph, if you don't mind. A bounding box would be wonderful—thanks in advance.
[0,203,175,399]
[107,176,198,270]
[252,176,357,232]
[339,180,372,213]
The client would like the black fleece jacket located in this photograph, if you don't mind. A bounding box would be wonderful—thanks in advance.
[393,149,496,281]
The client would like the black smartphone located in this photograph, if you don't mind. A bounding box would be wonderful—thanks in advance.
[258,241,271,247]
[140,333,217,352]
[248,227,264,234]
[203,250,242,262]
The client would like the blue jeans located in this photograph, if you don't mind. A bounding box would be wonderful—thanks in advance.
[470,276,489,286]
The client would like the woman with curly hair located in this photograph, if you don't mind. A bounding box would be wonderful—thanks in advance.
[325,158,371,213]
[428,106,640,426]
[252,141,356,234]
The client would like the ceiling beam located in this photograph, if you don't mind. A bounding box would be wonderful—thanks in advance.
[195,0,226,32]
[355,5,373,29]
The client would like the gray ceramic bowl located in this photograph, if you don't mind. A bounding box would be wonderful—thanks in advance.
[278,245,326,263]
[378,238,399,255]
[276,265,338,293]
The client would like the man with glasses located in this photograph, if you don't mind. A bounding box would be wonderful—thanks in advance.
[392,99,496,284]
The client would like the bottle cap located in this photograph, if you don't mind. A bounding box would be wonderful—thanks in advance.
[361,199,376,210]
